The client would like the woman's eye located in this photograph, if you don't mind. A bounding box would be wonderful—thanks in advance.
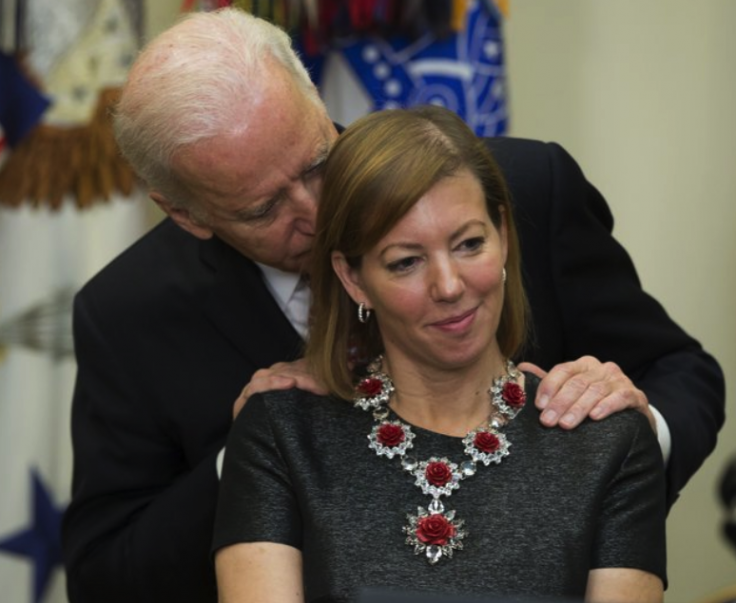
[386,257,418,273]
[459,236,485,252]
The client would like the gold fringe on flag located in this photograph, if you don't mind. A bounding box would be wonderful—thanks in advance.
[0,87,137,210]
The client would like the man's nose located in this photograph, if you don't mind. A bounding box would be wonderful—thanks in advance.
[289,180,319,231]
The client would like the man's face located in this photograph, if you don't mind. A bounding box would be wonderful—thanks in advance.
[165,73,339,274]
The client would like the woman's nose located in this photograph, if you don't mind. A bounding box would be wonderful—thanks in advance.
[430,259,464,302]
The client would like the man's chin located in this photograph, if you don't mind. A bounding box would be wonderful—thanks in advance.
[269,254,311,275]
[292,251,313,275]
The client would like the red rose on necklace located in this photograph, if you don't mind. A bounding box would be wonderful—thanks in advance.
[425,461,452,486]
[377,423,405,447]
[474,431,500,453]
[502,382,526,408]
[416,514,457,546]
[357,377,383,397]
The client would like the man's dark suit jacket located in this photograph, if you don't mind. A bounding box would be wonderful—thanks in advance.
[62,138,725,603]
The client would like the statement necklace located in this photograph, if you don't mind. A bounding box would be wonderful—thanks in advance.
[353,358,526,565]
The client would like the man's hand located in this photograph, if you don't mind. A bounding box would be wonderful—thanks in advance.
[518,356,656,433]
[232,359,328,419]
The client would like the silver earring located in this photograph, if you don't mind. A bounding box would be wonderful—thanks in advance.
[358,302,372,324]
[502,268,507,283]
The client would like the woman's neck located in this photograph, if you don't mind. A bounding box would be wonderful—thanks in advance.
[382,350,509,437]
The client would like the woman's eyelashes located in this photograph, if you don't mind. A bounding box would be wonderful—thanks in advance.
[386,256,420,274]
[457,236,486,253]
[384,237,487,274]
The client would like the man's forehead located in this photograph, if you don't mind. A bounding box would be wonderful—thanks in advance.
[175,118,331,210]
[245,124,332,194]
[171,61,335,202]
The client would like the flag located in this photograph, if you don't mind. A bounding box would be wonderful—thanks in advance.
[0,1,148,602]
[0,52,50,147]
[308,0,508,136]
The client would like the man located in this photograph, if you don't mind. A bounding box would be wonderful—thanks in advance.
[61,8,724,603]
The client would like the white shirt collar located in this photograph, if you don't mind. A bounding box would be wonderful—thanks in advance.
[256,263,311,339]
[256,263,302,312]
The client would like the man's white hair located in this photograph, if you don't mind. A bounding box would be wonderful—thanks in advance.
[114,8,323,206]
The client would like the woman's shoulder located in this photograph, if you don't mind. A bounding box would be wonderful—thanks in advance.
[257,387,348,408]
[518,372,658,466]
[256,387,327,406]
[583,406,654,440]
[230,388,356,448]
[534,407,659,468]
[246,388,355,425]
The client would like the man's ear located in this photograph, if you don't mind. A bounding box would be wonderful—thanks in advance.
[331,251,370,308]
[150,192,214,240]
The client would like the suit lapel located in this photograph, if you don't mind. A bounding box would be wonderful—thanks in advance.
[200,236,304,368]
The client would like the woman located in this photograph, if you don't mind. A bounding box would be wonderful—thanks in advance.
[212,106,666,603]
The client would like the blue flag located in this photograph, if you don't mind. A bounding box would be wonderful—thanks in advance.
[304,2,507,136]
[0,53,50,147]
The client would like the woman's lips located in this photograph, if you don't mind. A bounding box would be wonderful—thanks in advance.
[429,308,477,333]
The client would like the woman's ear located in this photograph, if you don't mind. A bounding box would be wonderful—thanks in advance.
[331,252,369,307]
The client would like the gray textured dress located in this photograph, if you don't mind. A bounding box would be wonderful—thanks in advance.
[213,375,666,603]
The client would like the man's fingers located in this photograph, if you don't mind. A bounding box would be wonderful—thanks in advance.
[549,379,615,428]
[516,361,547,380]
[534,357,595,415]
[248,373,299,396]
[232,360,328,420]
[588,386,639,420]
[590,386,656,433]
[535,356,650,429]
[233,374,299,419]
[539,373,598,428]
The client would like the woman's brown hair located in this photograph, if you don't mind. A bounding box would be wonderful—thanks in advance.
[305,105,528,399]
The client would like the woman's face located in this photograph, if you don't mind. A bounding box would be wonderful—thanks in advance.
[333,169,508,373]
